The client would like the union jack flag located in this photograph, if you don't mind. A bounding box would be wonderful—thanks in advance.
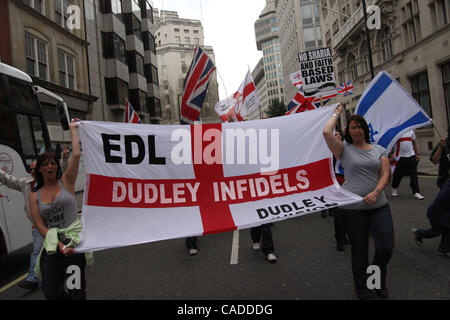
[337,81,354,97]
[180,46,216,124]
[124,100,142,124]
[285,91,316,115]
[311,92,339,108]
[285,91,338,115]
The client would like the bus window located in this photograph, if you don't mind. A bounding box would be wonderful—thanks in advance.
[0,78,17,147]
[0,78,6,105]
[17,114,35,156]
[9,77,40,114]
[31,115,46,153]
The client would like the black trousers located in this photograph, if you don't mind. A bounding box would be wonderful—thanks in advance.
[250,224,274,255]
[341,205,394,299]
[392,156,420,194]
[186,237,198,249]
[418,179,450,253]
[40,250,86,300]
[331,207,347,244]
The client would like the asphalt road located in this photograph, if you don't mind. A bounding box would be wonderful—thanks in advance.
[1,175,449,300]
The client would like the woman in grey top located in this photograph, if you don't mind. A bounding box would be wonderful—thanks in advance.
[29,119,85,300]
[323,104,394,300]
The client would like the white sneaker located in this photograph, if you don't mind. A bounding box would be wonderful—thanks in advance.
[413,193,425,200]
[189,248,198,256]
[267,253,277,263]
[391,188,398,197]
[252,243,261,250]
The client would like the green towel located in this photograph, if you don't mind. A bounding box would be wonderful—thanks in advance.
[35,218,93,279]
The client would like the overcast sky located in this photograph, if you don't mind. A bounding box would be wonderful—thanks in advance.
[152,0,266,100]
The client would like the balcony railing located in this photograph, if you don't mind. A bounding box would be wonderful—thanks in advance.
[333,0,380,49]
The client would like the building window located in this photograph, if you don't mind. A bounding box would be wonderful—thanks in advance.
[348,54,358,80]
[147,97,162,118]
[360,45,369,75]
[139,0,152,19]
[402,0,422,45]
[23,0,43,13]
[145,64,159,85]
[300,4,313,25]
[410,72,432,118]
[429,0,449,30]
[185,37,190,45]
[303,27,316,49]
[381,27,394,62]
[105,77,129,105]
[181,61,187,74]
[55,0,70,30]
[100,0,123,21]
[102,32,126,64]
[125,13,142,40]
[25,33,48,81]
[142,32,156,53]
[127,51,144,75]
[175,36,180,45]
[58,50,76,90]
[442,62,450,124]
[129,89,146,111]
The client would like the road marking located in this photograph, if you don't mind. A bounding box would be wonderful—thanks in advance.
[230,230,239,265]
[0,273,27,294]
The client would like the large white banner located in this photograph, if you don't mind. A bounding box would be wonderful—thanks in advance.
[76,106,361,252]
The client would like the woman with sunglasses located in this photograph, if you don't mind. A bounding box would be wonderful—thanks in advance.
[29,118,86,300]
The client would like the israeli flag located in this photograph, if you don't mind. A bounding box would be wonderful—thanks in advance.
[356,71,432,153]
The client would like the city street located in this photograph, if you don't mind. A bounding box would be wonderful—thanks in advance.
[1,173,449,301]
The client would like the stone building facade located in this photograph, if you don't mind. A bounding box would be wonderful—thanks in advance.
[0,0,96,143]
[84,0,161,123]
[320,0,450,153]
[153,9,220,124]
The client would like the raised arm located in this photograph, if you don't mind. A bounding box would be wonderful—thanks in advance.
[323,104,345,159]
[61,119,81,194]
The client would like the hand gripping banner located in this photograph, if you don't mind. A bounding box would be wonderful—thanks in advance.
[76,105,361,252]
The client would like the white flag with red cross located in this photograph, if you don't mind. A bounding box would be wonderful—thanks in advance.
[75,105,361,253]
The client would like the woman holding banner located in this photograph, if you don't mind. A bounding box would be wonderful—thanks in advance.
[29,118,87,300]
[323,105,394,300]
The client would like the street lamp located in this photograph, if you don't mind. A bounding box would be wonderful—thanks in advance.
[361,0,375,79]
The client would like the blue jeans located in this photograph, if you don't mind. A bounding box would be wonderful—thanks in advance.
[341,205,394,298]
[26,227,43,283]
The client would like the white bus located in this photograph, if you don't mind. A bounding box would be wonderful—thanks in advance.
[0,62,84,256]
